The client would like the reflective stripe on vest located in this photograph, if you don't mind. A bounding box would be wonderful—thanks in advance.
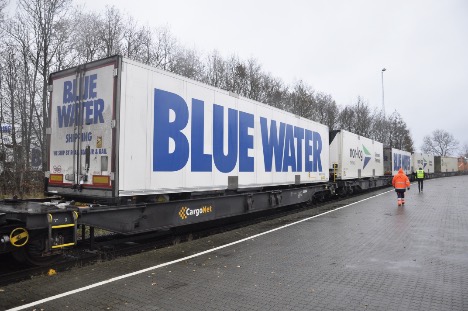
[417,170,424,179]
[394,181,407,189]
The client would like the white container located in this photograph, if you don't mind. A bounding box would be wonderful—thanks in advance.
[48,56,329,197]
[384,147,412,176]
[329,130,383,180]
[439,156,458,173]
[412,152,434,174]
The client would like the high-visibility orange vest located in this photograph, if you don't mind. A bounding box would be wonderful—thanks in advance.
[392,169,410,189]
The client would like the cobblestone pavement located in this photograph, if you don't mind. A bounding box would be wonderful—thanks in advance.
[1,175,467,311]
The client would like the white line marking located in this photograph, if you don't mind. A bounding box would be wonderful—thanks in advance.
[7,189,393,311]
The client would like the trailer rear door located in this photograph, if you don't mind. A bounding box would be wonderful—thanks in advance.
[47,57,119,198]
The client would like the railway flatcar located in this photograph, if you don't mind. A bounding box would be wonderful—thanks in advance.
[1,56,335,264]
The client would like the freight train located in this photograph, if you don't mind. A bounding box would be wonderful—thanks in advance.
[0,56,466,265]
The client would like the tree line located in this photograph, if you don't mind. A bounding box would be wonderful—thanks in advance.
[0,0,420,196]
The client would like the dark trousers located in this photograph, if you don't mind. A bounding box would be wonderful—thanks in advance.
[395,189,406,199]
[417,179,423,192]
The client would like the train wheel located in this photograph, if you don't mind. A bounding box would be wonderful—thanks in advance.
[11,231,61,266]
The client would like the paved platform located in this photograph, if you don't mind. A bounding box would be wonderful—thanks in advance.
[1,175,468,311]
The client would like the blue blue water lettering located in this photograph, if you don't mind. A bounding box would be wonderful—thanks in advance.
[260,118,285,172]
[57,99,104,128]
[191,99,212,171]
[312,131,322,172]
[294,127,304,172]
[63,74,98,104]
[239,111,254,172]
[282,124,296,172]
[153,89,189,171]
[213,105,238,173]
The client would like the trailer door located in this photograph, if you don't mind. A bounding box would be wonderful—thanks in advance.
[47,58,119,198]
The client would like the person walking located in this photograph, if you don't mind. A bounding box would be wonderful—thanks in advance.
[392,168,410,206]
[416,167,425,193]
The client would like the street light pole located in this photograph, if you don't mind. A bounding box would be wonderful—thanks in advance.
[381,68,386,118]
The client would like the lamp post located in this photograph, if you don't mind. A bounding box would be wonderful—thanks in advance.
[381,68,386,118]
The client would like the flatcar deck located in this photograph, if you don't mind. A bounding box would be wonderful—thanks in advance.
[2,175,467,311]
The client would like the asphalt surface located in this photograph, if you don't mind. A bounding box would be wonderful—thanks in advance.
[1,175,467,311]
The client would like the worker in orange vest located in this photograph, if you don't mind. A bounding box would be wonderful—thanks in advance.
[392,168,411,206]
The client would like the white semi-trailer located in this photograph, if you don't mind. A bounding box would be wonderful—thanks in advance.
[47,56,329,199]
[329,130,384,180]
[412,152,434,174]
[435,156,458,173]
[383,147,412,176]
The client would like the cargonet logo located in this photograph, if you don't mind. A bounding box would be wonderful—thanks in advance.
[178,207,188,220]
[178,205,213,220]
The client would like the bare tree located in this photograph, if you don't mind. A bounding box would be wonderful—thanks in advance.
[387,111,413,151]
[133,26,155,65]
[309,92,339,129]
[2,45,23,195]
[168,47,204,81]
[0,0,6,28]
[0,0,6,21]
[17,0,72,174]
[0,54,11,194]
[52,17,75,70]
[98,5,123,57]
[288,80,315,118]
[244,58,263,101]
[3,14,39,196]
[261,75,288,111]
[338,106,355,133]
[202,50,226,88]
[121,15,161,64]
[151,26,177,70]
[369,110,388,145]
[352,97,373,137]
[71,10,103,63]
[461,143,468,157]
[223,54,244,95]
[421,129,459,156]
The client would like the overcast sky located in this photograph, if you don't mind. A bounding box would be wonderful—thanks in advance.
[83,0,468,153]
